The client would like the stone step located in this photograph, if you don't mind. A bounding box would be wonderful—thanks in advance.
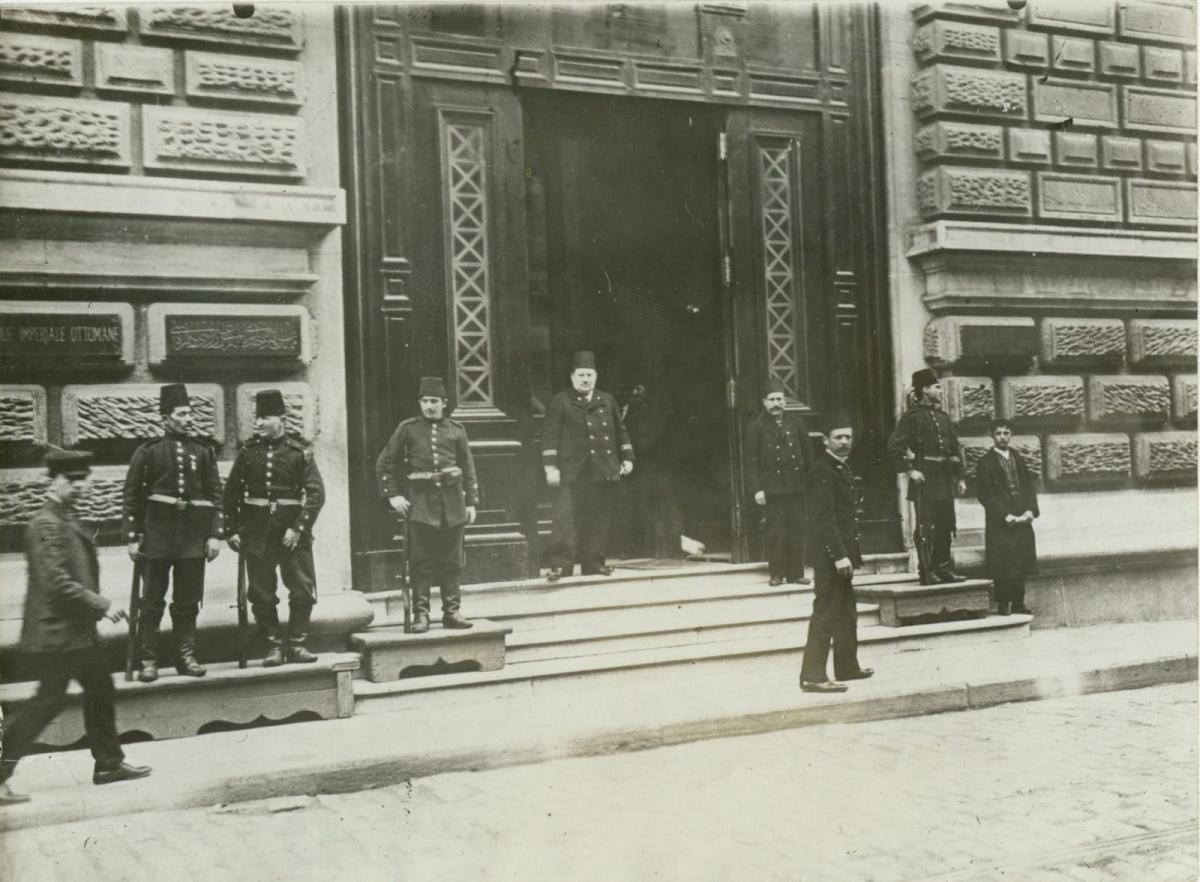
[854,578,993,626]
[349,620,510,682]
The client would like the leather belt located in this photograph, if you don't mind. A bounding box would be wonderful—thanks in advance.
[243,497,302,514]
[148,494,215,512]
[408,468,462,486]
[921,455,959,463]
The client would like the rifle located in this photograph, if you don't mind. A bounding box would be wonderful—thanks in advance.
[124,553,144,682]
[398,509,413,634]
[236,547,249,669]
[912,487,936,586]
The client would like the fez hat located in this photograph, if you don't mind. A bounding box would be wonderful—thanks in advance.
[764,377,787,397]
[255,389,287,418]
[418,376,448,399]
[45,449,93,479]
[159,383,190,415]
[911,368,939,392]
[572,350,596,371]
[823,409,854,434]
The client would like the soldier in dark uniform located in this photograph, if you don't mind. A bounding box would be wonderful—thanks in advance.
[799,412,873,694]
[375,376,480,633]
[975,418,1038,616]
[1,451,151,804]
[542,351,635,581]
[745,377,813,586]
[887,368,968,585]
[224,390,325,666]
[122,384,223,683]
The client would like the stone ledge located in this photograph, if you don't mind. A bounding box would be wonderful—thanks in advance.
[908,221,1197,260]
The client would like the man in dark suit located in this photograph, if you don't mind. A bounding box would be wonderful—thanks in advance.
[745,377,813,586]
[122,383,223,682]
[1,450,151,805]
[799,411,873,694]
[376,376,480,632]
[542,351,634,581]
[974,418,1039,616]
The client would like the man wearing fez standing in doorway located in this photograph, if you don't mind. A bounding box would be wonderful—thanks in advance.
[376,376,480,632]
[543,351,634,581]
[122,383,223,683]
[225,390,325,666]
[745,377,813,586]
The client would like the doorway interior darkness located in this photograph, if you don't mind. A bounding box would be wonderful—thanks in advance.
[522,93,734,558]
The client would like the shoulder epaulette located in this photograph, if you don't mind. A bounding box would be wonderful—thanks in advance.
[285,435,311,450]
[447,418,467,430]
[397,417,420,429]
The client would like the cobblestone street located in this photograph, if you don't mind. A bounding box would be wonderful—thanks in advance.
[2,682,1196,882]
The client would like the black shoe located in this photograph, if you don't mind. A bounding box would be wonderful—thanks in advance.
[443,612,474,630]
[93,762,152,786]
[788,577,812,585]
[935,569,967,583]
[176,656,207,678]
[547,568,565,582]
[582,566,614,576]
[839,668,874,681]
[137,661,159,683]
[800,680,849,694]
[997,602,1011,616]
[768,577,784,587]
[287,645,318,664]
[1012,605,1034,616]
[412,613,431,634]
[0,783,30,805]
[263,645,286,667]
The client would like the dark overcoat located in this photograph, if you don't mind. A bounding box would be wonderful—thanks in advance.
[224,434,325,558]
[375,416,480,529]
[542,389,634,482]
[744,411,812,497]
[974,448,1039,578]
[21,500,111,653]
[122,432,223,559]
[805,452,863,568]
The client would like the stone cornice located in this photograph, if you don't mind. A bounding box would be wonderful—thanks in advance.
[908,221,1197,262]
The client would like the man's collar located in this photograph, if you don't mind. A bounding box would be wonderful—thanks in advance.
[826,450,849,465]
[993,446,1011,457]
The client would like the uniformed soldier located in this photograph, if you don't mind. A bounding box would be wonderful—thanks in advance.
[375,376,480,633]
[224,390,325,666]
[542,351,634,581]
[887,368,968,585]
[122,384,223,683]
[745,377,813,586]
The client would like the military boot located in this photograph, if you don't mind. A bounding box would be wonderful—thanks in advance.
[285,603,318,664]
[262,623,286,667]
[137,606,164,683]
[173,616,207,677]
[412,583,431,633]
[441,583,473,630]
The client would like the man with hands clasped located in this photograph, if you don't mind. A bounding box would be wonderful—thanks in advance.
[974,418,1038,617]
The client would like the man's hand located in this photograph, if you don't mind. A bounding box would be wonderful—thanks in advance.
[545,467,561,488]
[754,490,766,506]
[1005,514,1020,524]
[620,460,633,477]
[283,528,301,551]
[227,533,241,552]
[205,537,221,562]
[105,606,128,624]
[127,541,143,562]
[1021,510,1035,523]
[907,469,925,484]
[834,556,854,577]
[389,495,410,516]
[956,479,968,496]
[466,505,477,526]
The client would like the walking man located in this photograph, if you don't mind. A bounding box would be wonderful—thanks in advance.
[1,451,151,804]
[122,383,223,682]
[543,351,634,581]
[975,419,1038,616]
[887,368,967,585]
[745,377,813,586]
[225,391,325,666]
[376,376,479,632]
[799,412,873,694]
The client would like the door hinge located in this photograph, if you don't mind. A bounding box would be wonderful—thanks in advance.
[726,378,737,409]
[723,253,731,285]
[718,131,728,161]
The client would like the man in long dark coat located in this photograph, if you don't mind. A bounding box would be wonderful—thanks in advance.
[542,351,634,581]
[745,377,813,586]
[376,376,480,632]
[1,451,151,804]
[974,418,1038,616]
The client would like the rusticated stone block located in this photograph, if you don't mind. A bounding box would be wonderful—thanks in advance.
[925,317,1037,367]
[0,7,128,35]
[1050,37,1095,75]
[1045,433,1131,483]
[1029,0,1115,34]
[1119,2,1196,46]
[1146,141,1187,175]
[0,386,47,443]
[1123,87,1197,135]
[61,384,224,445]
[1004,30,1049,69]
[1098,41,1140,78]
[1100,136,1143,172]
[960,436,1044,485]
[1134,431,1197,480]
[236,382,316,442]
[1186,50,1198,86]
[914,122,1004,161]
[138,6,302,52]
[942,376,995,424]
[0,466,126,528]
[913,21,1001,64]
[1053,133,1098,169]
[912,1,1021,24]
[94,44,173,97]
[1040,318,1125,365]
[147,303,311,366]
[143,107,306,178]
[1172,375,1198,422]
[1189,144,1197,178]
[0,301,134,368]
[911,66,1027,120]
[0,33,82,88]
[185,52,303,107]
[1037,173,1121,222]
[1033,80,1117,128]
[917,166,1032,218]
[1126,180,1198,227]
[999,376,1085,423]
[0,95,130,168]
[1129,320,1198,368]
[1007,128,1051,165]
[1086,375,1170,423]
[1142,46,1185,85]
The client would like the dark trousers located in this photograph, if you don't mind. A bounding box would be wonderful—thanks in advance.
[799,562,863,683]
[993,576,1027,610]
[547,480,615,573]
[915,498,956,573]
[0,647,125,783]
[246,530,317,625]
[410,520,464,616]
[142,557,205,618]
[765,494,806,581]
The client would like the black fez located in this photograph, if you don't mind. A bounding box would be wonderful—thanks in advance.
[255,389,287,418]
[572,350,596,371]
[419,376,448,398]
[824,409,854,434]
[45,449,93,479]
[764,377,787,397]
[911,368,939,392]
[159,383,190,415]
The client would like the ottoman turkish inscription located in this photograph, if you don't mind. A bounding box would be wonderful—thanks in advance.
[163,316,302,359]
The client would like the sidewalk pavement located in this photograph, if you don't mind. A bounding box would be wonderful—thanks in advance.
[0,619,1195,833]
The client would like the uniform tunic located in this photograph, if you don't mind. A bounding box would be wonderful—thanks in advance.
[122,431,223,560]
[745,411,813,581]
[887,403,964,574]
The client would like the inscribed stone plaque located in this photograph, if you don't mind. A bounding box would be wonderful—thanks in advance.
[0,303,133,367]
[164,315,302,360]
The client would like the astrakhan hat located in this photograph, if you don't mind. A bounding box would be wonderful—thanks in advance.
[418,376,448,398]
[159,383,190,415]
[572,350,596,371]
[255,389,287,418]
